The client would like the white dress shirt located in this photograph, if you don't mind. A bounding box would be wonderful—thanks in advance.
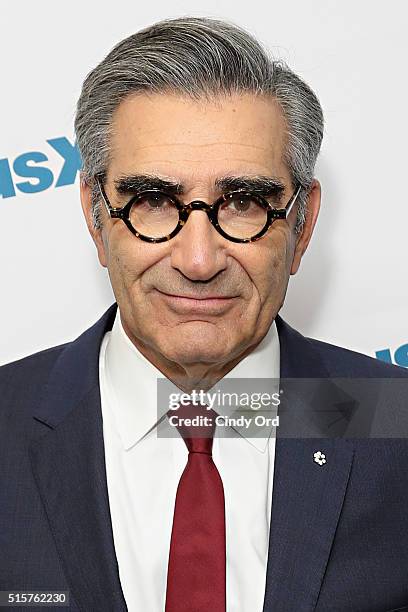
[99,310,280,612]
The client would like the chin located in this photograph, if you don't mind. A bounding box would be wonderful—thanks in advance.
[161,324,234,365]
[168,346,226,366]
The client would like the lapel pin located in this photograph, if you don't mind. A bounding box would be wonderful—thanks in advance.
[313,451,326,466]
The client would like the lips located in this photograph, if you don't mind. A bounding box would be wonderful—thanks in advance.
[162,293,232,300]
[155,290,236,315]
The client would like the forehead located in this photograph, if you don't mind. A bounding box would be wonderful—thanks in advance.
[108,92,289,183]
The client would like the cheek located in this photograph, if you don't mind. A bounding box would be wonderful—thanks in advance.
[105,230,158,292]
[248,229,294,298]
[271,225,295,270]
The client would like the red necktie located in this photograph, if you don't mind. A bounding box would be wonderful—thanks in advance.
[165,403,226,612]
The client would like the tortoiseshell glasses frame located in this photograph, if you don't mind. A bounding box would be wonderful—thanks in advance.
[95,175,303,244]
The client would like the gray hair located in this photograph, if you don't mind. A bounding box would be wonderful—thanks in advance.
[75,16,324,232]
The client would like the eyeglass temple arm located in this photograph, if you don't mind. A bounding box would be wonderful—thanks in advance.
[283,183,302,218]
[95,176,122,218]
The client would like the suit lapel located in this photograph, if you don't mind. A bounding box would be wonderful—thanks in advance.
[262,317,355,611]
[262,438,354,611]
[29,304,127,611]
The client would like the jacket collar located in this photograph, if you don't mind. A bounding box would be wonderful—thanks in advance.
[33,303,117,429]
[275,314,330,378]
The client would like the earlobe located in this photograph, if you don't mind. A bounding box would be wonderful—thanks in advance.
[79,175,108,268]
[290,179,321,275]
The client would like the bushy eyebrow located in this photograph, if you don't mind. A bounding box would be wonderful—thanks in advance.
[215,175,285,197]
[114,174,183,195]
[114,173,286,199]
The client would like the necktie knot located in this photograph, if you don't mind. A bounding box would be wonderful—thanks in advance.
[169,402,217,455]
[185,435,213,455]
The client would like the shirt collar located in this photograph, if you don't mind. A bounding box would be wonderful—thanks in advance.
[102,309,280,452]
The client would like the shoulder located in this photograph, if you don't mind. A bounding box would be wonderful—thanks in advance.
[0,304,117,401]
[0,342,67,378]
[0,343,68,409]
[308,336,408,378]
[0,304,117,427]
[276,315,408,378]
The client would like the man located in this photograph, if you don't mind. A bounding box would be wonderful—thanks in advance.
[1,16,408,612]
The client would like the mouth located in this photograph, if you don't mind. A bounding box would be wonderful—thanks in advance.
[154,290,238,315]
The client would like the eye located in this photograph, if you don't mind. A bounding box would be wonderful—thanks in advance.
[221,193,266,217]
[142,193,171,208]
[229,196,251,213]
[134,192,176,212]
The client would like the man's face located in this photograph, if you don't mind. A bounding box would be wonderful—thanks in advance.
[82,92,320,374]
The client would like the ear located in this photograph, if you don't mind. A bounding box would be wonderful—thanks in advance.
[80,175,108,268]
[290,179,321,275]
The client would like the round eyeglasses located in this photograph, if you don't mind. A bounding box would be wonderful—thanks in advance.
[95,176,302,244]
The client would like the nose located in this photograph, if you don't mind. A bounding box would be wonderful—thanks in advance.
[170,207,228,281]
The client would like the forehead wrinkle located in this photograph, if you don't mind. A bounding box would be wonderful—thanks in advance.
[126,158,280,168]
[120,141,278,152]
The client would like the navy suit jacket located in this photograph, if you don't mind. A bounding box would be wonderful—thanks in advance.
[1,303,408,612]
